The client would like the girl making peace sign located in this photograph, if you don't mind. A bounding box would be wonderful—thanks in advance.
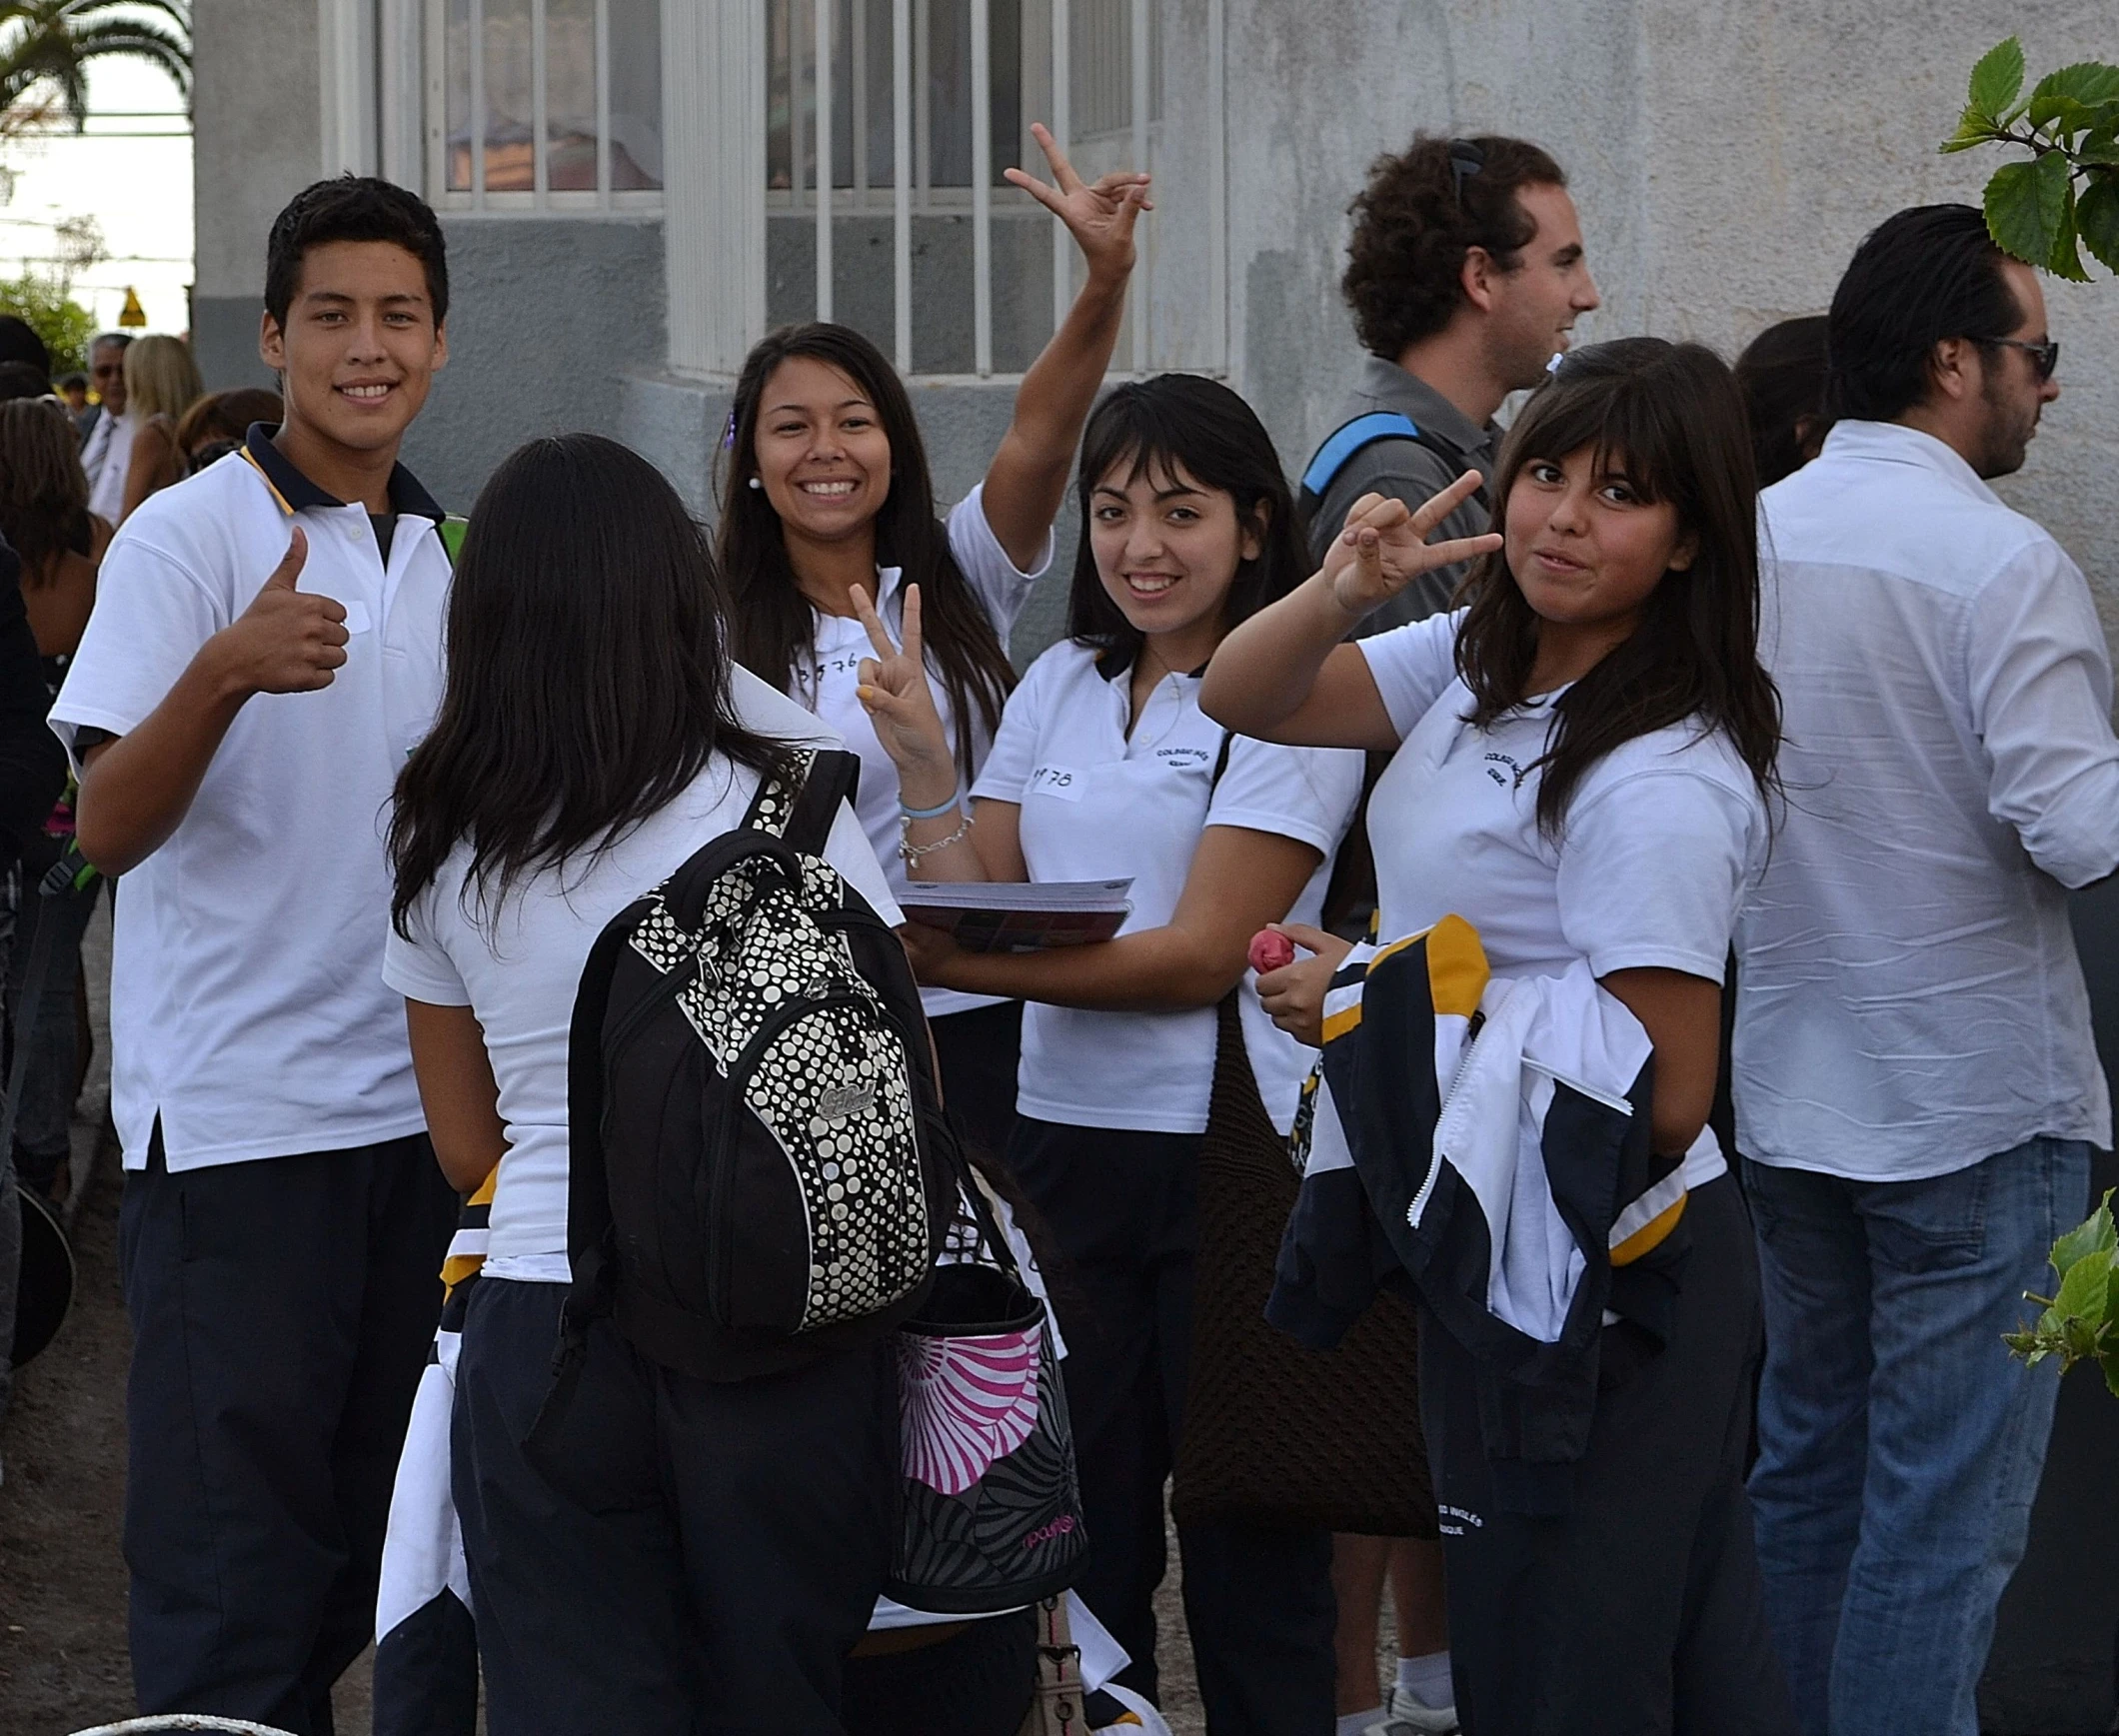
[848,374,1461,1731]
[719,125,1147,1163]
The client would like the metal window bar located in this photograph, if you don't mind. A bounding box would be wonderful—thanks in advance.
[1127,0,1146,374]
[596,0,612,200]
[815,0,833,320]
[893,0,912,368]
[852,0,869,207]
[1050,0,1069,339]
[470,0,487,199]
[532,0,550,202]
[971,0,992,375]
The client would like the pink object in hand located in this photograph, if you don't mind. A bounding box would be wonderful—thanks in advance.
[1249,929,1296,974]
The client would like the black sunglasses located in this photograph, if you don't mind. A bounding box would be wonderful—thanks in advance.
[1984,336,2059,381]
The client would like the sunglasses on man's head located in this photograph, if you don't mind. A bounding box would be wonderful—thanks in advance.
[1984,336,2059,381]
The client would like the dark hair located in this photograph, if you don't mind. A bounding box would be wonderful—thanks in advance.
[1342,133,1568,359]
[1454,337,1780,836]
[0,397,87,581]
[0,316,48,378]
[1826,204,2021,423]
[1066,374,1308,660]
[719,323,1015,776]
[266,175,450,336]
[0,361,49,402]
[1735,316,1832,487]
[55,372,86,393]
[175,388,284,471]
[390,434,783,928]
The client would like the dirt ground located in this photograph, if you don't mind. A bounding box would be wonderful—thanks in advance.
[0,910,1410,1736]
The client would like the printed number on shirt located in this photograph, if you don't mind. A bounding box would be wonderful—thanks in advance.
[1029,765,1085,802]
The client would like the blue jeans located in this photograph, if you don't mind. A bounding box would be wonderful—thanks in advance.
[1743,1138,2090,1736]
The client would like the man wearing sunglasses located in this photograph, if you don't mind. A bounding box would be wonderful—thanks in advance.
[1734,204,2116,1736]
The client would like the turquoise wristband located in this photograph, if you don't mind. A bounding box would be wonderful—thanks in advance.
[899,791,963,821]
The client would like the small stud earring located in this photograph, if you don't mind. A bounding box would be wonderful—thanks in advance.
[748,476,763,491]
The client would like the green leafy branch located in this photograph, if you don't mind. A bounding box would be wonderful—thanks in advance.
[1943,37,2119,281]
[2006,1189,2119,1391]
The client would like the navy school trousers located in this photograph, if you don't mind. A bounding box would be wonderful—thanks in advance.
[120,1128,458,1736]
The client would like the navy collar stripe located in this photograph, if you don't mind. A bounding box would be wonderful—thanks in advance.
[242,423,447,524]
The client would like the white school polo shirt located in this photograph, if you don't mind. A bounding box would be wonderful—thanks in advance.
[50,426,453,1171]
[1360,610,1768,1187]
[792,485,1049,1020]
[383,669,905,1280]
[971,639,1364,1135]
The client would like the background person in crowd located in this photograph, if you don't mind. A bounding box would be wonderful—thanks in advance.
[720,122,1146,1167]
[1304,129,1598,1736]
[50,176,460,1735]
[56,371,89,422]
[116,334,206,521]
[0,315,49,381]
[0,525,77,1455]
[1203,339,1794,1736]
[1304,133,1599,628]
[79,332,133,524]
[0,398,106,1204]
[1734,316,1832,488]
[855,373,1365,1735]
[1733,205,2119,1736]
[386,435,905,1736]
[0,361,50,402]
[176,387,285,474]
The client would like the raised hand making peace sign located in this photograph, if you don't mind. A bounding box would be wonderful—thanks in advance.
[851,583,961,815]
[1005,122,1152,286]
[1321,476,1504,620]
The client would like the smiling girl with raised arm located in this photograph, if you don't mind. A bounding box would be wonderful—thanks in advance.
[718,126,1145,1167]
[851,372,1375,1730]
[1198,338,1793,1736]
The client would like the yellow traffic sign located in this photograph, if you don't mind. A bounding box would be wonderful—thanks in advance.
[117,286,145,329]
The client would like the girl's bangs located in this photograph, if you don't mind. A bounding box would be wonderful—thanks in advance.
[1515,372,1681,505]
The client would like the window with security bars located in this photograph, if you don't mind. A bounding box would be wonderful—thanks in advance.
[426,0,664,208]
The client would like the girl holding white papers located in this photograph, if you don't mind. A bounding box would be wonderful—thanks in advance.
[717,125,1146,1163]
[852,373,1365,1731]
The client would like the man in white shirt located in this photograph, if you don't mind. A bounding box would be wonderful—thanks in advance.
[52,178,458,1735]
[79,332,135,525]
[1734,204,2119,1736]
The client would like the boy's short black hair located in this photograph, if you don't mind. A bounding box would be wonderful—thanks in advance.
[1826,204,2020,423]
[265,175,449,334]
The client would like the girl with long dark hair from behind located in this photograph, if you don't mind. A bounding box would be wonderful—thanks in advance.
[1201,339,1793,1735]
[850,373,1371,1728]
[719,126,1147,1165]
[385,434,912,1736]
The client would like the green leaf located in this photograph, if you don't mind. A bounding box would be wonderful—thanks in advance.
[1987,152,2074,267]
[2029,62,2119,129]
[2053,1195,2118,1278]
[1971,37,2027,118]
[2049,186,2092,280]
[2079,173,2119,271]
[1942,115,2003,155]
[2053,1244,2114,1321]
[2100,1344,2119,1397]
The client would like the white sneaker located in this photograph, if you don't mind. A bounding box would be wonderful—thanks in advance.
[1363,1684,1459,1736]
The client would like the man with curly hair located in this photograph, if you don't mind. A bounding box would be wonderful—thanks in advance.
[1305,134,1599,634]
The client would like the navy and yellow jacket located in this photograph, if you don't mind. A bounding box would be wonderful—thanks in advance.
[1265,916,1691,1514]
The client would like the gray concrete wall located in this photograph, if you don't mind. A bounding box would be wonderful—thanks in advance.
[190,0,322,389]
[395,216,667,513]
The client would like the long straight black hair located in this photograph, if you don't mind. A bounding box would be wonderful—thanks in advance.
[390,433,784,927]
[717,323,1017,775]
[1453,337,1781,835]
[1066,374,1308,661]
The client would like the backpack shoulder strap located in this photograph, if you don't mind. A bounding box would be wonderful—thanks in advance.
[1298,410,1489,512]
[744,747,861,857]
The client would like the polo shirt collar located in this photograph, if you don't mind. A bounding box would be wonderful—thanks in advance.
[241,423,447,523]
[1091,641,1209,683]
[1818,419,2002,509]
[1353,354,1496,460]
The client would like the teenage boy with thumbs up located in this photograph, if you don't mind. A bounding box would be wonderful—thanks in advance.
[50,177,460,1736]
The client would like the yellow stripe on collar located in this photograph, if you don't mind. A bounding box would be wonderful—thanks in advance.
[238,445,296,517]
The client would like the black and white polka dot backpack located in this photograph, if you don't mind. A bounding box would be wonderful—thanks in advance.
[555,748,952,1383]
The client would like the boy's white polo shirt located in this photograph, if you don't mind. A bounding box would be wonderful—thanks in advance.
[971,639,1364,1135]
[50,426,453,1172]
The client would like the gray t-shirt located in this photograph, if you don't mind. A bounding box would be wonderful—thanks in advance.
[1304,356,1498,636]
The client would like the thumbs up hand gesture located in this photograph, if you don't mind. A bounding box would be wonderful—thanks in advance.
[218,530,350,696]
